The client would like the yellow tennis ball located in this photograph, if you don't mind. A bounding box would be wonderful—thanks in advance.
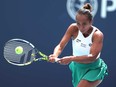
[15,46,23,54]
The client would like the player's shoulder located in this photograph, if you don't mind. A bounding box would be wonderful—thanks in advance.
[70,23,77,27]
[93,26,104,39]
[66,23,78,37]
[68,23,78,31]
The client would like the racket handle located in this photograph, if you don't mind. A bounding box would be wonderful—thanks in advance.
[55,58,60,62]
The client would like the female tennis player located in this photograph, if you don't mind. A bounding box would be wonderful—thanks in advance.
[49,3,108,87]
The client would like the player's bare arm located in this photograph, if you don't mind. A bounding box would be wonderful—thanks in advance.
[49,23,77,62]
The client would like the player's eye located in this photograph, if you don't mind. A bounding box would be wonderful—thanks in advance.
[76,22,80,25]
[83,22,87,26]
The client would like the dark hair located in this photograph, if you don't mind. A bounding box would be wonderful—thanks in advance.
[77,3,93,21]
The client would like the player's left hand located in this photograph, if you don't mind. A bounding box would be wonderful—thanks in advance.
[58,56,72,65]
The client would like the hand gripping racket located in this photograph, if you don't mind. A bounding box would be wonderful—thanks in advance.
[3,38,59,66]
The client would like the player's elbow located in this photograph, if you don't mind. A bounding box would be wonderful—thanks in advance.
[88,54,99,62]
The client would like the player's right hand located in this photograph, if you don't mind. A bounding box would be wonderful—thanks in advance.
[49,54,57,63]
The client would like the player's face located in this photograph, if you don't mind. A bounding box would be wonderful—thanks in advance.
[76,14,92,34]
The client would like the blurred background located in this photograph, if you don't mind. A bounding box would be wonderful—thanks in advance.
[0,0,116,87]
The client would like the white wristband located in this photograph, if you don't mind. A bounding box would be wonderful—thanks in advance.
[55,58,60,62]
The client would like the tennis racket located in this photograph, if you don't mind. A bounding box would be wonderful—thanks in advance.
[3,38,59,66]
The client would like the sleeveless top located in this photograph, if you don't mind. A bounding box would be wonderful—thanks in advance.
[72,26,100,58]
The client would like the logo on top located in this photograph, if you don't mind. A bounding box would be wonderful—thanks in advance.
[66,0,98,20]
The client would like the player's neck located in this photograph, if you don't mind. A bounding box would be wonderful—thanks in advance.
[83,26,93,38]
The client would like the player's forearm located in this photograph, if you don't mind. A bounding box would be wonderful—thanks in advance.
[71,54,98,63]
[53,45,63,57]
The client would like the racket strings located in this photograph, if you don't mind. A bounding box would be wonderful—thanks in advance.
[4,40,36,65]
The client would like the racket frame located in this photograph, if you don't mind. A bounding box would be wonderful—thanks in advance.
[4,38,50,66]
